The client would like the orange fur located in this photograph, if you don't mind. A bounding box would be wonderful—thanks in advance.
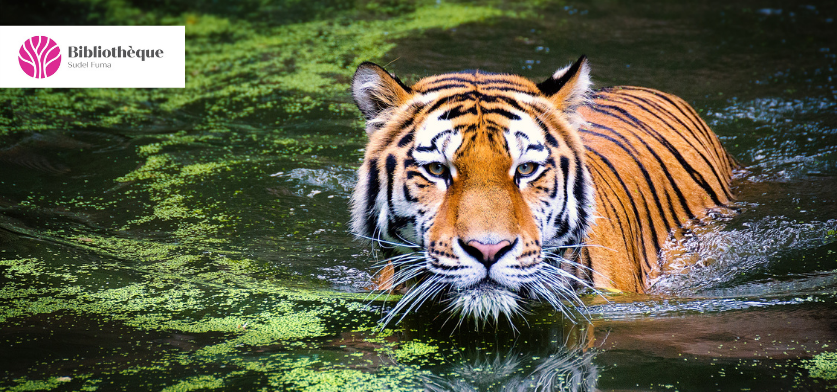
[580,87,734,291]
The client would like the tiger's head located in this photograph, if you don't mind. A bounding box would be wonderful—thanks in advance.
[351,56,596,326]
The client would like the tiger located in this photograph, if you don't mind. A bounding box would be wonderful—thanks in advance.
[350,55,734,325]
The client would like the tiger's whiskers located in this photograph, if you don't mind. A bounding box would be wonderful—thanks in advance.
[379,273,447,329]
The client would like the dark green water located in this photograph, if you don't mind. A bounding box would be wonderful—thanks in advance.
[1,0,836,391]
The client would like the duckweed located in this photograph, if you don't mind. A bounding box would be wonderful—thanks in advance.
[392,341,440,363]
[6,377,64,392]
[804,351,837,381]
[160,375,226,392]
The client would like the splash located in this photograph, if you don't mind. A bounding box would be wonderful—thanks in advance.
[651,216,837,296]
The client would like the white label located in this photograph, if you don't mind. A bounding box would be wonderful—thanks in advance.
[0,26,185,88]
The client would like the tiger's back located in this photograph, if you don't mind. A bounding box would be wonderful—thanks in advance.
[576,87,734,292]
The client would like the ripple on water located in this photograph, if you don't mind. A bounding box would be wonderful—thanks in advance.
[588,296,811,321]
[316,265,374,292]
[709,96,837,181]
[650,216,837,296]
[272,166,357,197]
[708,97,836,125]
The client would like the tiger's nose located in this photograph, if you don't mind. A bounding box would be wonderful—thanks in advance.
[460,239,513,267]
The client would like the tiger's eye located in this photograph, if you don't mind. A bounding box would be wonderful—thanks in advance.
[426,162,447,176]
[516,162,537,176]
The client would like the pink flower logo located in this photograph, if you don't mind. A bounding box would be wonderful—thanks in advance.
[18,36,61,78]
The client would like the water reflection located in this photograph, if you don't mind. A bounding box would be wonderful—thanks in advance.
[388,315,600,392]
[421,345,598,392]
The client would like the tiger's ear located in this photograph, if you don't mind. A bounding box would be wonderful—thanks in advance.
[352,62,413,133]
[537,55,591,127]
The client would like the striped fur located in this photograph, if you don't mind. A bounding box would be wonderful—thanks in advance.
[350,56,733,325]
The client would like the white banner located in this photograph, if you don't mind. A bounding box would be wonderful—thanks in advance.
[0,26,185,88]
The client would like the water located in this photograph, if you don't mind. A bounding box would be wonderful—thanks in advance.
[1,0,836,391]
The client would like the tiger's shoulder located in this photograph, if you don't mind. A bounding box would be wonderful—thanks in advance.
[576,86,735,291]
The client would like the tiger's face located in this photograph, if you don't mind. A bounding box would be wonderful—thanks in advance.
[351,56,595,325]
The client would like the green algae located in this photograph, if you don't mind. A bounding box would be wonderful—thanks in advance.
[6,377,64,392]
[804,351,837,381]
[0,258,44,277]
[0,250,430,391]
[160,375,226,392]
[277,366,424,392]
[0,251,402,391]
[392,341,440,363]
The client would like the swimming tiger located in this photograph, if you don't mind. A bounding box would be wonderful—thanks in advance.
[350,56,734,325]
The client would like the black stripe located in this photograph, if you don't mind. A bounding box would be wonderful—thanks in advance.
[419,90,533,118]
[439,105,478,120]
[584,122,641,155]
[395,116,415,134]
[572,155,589,230]
[364,158,380,237]
[480,86,533,94]
[387,216,412,242]
[377,103,422,147]
[483,107,521,120]
[432,91,521,106]
[420,83,471,93]
[591,101,716,213]
[491,95,529,112]
[423,97,451,117]
[580,125,677,233]
[622,87,717,147]
[615,93,731,200]
[384,155,414,243]
[587,148,657,270]
[618,87,733,186]
[535,117,560,147]
[591,103,724,207]
[430,130,453,147]
[557,156,569,199]
[397,132,414,148]
[422,75,530,88]
[655,91,733,196]
[551,156,572,238]
[586,158,644,274]
[554,216,569,238]
[484,122,506,133]
[403,183,418,202]
[422,76,476,85]
[385,154,398,219]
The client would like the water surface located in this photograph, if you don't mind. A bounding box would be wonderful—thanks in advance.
[1,0,836,391]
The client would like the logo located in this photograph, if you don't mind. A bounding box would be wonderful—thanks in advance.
[1,26,184,88]
[18,36,61,78]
